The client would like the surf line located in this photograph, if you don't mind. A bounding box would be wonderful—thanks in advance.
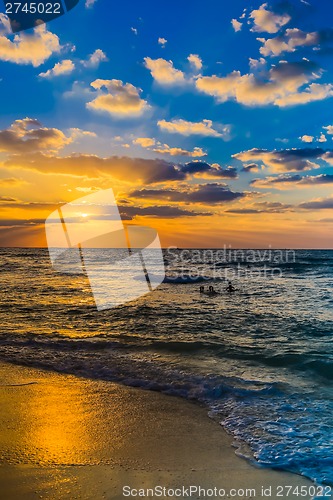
[0,382,38,387]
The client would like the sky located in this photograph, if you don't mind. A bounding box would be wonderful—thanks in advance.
[1,0,333,248]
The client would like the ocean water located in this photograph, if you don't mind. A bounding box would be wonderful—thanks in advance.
[0,247,333,487]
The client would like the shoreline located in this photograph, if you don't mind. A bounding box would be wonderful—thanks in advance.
[0,360,315,499]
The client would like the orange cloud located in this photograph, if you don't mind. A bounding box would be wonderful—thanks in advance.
[0,118,72,153]
[152,144,206,157]
[133,137,156,148]
[4,153,186,184]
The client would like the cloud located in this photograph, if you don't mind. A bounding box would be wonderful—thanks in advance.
[233,147,327,172]
[129,183,245,205]
[318,133,327,143]
[276,83,333,107]
[226,201,292,214]
[275,138,289,144]
[0,199,61,211]
[0,196,17,202]
[0,177,25,186]
[152,144,206,157]
[225,208,261,214]
[299,196,333,210]
[0,14,12,36]
[144,57,186,85]
[248,201,292,213]
[231,19,243,32]
[128,188,184,202]
[87,79,150,117]
[258,28,333,57]
[0,24,61,67]
[158,37,168,48]
[258,29,318,57]
[119,204,209,219]
[68,128,97,140]
[196,60,333,107]
[0,118,72,153]
[0,218,47,226]
[180,161,238,179]
[133,137,156,148]
[321,152,333,165]
[242,163,259,173]
[323,125,333,135]
[250,3,291,34]
[187,54,202,71]
[85,0,97,7]
[251,173,333,189]
[4,153,186,184]
[39,59,75,78]
[300,135,314,143]
[131,131,208,157]
[82,49,108,68]
[157,118,229,138]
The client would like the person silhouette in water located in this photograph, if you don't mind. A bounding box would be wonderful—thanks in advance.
[226,281,235,293]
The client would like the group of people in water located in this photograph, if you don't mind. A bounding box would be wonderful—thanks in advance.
[200,281,236,295]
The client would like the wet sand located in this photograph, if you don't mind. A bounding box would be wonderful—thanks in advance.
[0,361,314,499]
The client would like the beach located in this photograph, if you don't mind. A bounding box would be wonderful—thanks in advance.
[1,248,333,491]
[0,360,315,500]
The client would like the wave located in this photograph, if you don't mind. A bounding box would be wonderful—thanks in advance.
[0,335,332,486]
[212,261,333,272]
[1,334,332,381]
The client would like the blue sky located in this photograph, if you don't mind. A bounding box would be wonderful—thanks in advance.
[1,0,333,247]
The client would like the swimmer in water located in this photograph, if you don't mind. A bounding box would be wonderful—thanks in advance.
[226,281,235,293]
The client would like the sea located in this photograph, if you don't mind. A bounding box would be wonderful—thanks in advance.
[0,247,333,488]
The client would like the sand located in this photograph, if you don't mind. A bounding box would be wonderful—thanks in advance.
[0,361,315,500]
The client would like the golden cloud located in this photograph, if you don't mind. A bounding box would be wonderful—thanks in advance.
[0,118,72,153]
[87,79,150,117]
[250,3,290,34]
[133,137,156,148]
[152,144,206,157]
[196,61,333,107]
[157,118,228,138]
[144,57,186,85]
[39,59,75,78]
[0,24,61,67]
